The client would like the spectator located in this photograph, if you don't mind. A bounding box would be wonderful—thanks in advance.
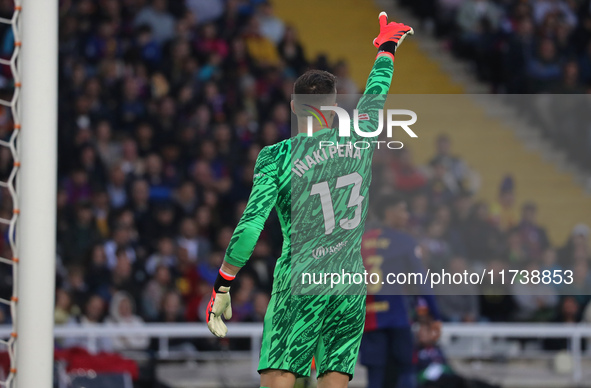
[143,204,177,246]
[515,202,550,260]
[142,265,172,321]
[420,219,453,266]
[429,134,475,192]
[61,201,100,267]
[408,192,430,237]
[436,257,480,322]
[63,169,92,205]
[334,60,359,95]
[278,26,308,75]
[527,39,563,92]
[559,259,591,306]
[119,138,144,177]
[541,248,562,274]
[505,229,528,264]
[544,296,582,350]
[63,266,90,311]
[157,290,185,323]
[249,291,270,322]
[63,295,113,353]
[145,236,178,275]
[106,164,128,209]
[177,217,210,263]
[490,175,518,232]
[105,291,150,352]
[503,17,536,93]
[479,260,517,322]
[110,248,141,299]
[186,0,224,25]
[532,0,577,28]
[390,148,428,194]
[104,225,137,269]
[229,274,256,322]
[464,201,504,261]
[512,261,559,322]
[425,160,457,208]
[92,190,111,238]
[256,2,285,45]
[558,223,590,266]
[0,306,10,325]
[134,0,176,44]
[199,250,224,286]
[243,17,281,67]
[456,0,501,34]
[86,244,112,295]
[94,120,120,168]
[55,289,77,325]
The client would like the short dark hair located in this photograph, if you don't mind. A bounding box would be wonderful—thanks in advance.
[293,70,337,117]
[294,70,337,95]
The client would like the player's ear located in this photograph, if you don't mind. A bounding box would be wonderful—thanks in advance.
[290,100,296,114]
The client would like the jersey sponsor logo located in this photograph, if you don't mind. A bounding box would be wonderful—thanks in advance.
[312,240,348,260]
[358,113,370,121]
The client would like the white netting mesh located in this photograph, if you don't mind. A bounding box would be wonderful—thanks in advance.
[0,2,20,387]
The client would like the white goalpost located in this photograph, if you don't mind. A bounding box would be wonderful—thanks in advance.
[14,0,58,387]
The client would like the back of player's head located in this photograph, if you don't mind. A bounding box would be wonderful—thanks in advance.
[292,70,337,117]
[294,70,337,95]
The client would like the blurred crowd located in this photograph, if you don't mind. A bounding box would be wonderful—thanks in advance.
[370,138,591,343]
[399,0,591,172]
[0,0,586,358]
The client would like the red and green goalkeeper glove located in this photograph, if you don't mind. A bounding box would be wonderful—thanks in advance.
[373,12,414,58]
[206,269,235,338]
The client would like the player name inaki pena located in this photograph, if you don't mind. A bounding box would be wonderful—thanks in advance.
[292,146,362,178]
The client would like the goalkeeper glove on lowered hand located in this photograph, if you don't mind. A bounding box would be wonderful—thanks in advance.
[206,269,235,338]
[373,12,414,58]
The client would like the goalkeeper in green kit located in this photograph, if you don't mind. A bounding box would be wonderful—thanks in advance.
[206,12,414,388]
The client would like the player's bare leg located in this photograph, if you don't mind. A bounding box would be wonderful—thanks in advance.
[260,369,297,388]
[317,371,349,388]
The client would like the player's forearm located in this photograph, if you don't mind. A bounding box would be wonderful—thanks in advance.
[223,214,267,267]
[361,54,395,96]
[223,146,278,269]
[221,261,241,276]
[223,185,277,267]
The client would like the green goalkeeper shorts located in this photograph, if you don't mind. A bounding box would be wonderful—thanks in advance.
[258,290,365,379]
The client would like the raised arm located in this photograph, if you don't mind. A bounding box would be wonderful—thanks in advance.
[354,13,414,138]
[206,146,278,337]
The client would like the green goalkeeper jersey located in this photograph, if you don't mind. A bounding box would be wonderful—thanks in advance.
[224,55,394,295]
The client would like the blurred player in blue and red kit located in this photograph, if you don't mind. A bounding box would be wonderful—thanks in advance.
[360,194,442,388]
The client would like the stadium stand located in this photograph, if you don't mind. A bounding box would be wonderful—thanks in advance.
[398,0,591,172]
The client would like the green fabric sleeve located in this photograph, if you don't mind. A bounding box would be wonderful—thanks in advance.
[353,54,395,140]
[224,146,278,267]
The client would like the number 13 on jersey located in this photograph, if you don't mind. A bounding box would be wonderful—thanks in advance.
[310,172,364,235]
